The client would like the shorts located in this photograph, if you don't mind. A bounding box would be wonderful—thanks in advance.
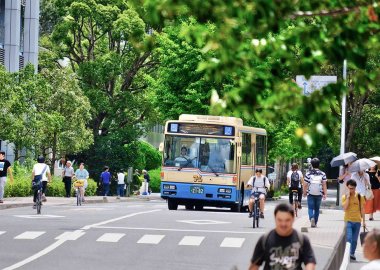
[250,192,265,200]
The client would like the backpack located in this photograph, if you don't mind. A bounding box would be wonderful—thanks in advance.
[308,173,323,195]
[252,176,269,190]
[290,171,300,189]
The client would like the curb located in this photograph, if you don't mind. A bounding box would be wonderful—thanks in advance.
[324,225,347,270]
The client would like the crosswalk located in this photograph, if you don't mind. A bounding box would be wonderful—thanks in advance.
[1,230,250,248]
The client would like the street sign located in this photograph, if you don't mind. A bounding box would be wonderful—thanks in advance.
[296,75,337,96]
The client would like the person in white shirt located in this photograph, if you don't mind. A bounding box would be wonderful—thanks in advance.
[116,170,125,199]
[31,156,51,207]
[351,171,370,196]
[361,228,380,270]
[287,163,304,209]
[247,169,270,219]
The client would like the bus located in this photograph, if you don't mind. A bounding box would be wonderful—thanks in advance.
[160,114,267,211]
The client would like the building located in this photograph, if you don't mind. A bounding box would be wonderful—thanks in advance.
[0,0,40,162]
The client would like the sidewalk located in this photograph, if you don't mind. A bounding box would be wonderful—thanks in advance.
[0,193,163,210]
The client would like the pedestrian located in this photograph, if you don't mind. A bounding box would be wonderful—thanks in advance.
[351,170,371,197]
[361,228,380,270]
[303,157,327,228]
[142,169,151,194]
[364,166,380,221]
[62,160,74,198]
[0,151,14,203]
[287,163,303,209]
[116,169,125,199]
[31,156,51,207]
[249,203,316,270]
[342,179,366,261]
[337,163,352,194]
[100,166,111,198]
[75,162,89,201]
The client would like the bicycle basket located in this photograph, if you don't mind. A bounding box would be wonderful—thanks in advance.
[73,180,85,187]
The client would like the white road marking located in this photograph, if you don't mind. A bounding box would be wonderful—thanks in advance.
[96,233,125,243]
[13,215,65,219]
[94,225,265,234]
[178,236,205,246]
[0,231,5,236]
[177,219,231,225]
[137,234,165,244]
[220,237,245,248]
[55,230,86,241]
[81,209,161,230]
[14,231,46,240]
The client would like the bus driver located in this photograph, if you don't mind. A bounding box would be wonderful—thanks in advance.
[174,146,190,164]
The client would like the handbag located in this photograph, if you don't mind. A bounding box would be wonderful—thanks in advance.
[360,226,369,246]
[365,184,374,200]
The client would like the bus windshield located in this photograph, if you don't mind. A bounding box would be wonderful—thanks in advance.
[163,135,236,174]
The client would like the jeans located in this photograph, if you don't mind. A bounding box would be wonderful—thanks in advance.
[117,184,124,197]
[307,195,322,224]
[102,183,110,196]
[346,221,361,255]
[0,177,6,200]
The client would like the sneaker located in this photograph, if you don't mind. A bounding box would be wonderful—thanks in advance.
[298,204,302,209]
[350,254,356,260]
[369,217,374,221]
[311,218,316,228]
[0,200,3,203]
[260,212,264,219]
[248,212,253,218]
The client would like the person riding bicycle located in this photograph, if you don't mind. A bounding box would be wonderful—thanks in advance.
[287,163,304,209]
[74,162,89,202]
[247,169,270,219]
[31,156,51,208]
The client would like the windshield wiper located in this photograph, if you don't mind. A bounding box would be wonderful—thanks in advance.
[178,157,197,171]
[207,165,219,177]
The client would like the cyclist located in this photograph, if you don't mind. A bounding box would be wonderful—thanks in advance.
[74,162,89,202]
[247,169,270,219]
[31,156,51,208]
[287,163,303,209]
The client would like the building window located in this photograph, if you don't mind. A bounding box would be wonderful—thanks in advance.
[0,0,5,46]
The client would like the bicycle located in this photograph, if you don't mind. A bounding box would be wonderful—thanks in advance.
[73,179,85,206]
[250,192,263,228]
[291,189,299,217]
[32,180,42,214]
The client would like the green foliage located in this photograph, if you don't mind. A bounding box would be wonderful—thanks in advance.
[138,141,161,170]
[274,185,289,198]
[148,168,161,193]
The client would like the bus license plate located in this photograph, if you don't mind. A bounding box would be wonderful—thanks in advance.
[190,186,204,194]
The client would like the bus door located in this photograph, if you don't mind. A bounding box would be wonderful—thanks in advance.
[240,132,254,205]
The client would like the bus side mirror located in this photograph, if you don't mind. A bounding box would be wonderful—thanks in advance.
[159,142,164,152]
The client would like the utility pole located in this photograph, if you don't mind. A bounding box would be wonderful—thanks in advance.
[338,60,347,206]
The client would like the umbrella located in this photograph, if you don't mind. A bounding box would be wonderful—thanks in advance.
[330,152,358,167]
[348,158,377,173]
[370,156,380,165]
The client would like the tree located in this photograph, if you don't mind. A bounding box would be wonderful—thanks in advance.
[134,0,380,147]
[49,0,160,173]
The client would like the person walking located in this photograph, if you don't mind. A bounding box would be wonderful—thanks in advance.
[75,163,89,201]
[116,169,125,199]
[287,163,303,209]
[249,203,316,270]
[364,166,380,221]
[62,160,74,198]
[342,179,366,261]
[361,228,380,270]
[142,169,151,195]
[100,166,111,198]
[303,158,327,228]
[31,156,51,207]
[0,151,14,203]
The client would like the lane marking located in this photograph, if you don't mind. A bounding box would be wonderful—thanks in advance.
[0,231,5,236]
[55,230,86,241]
[4,209,161,270]
[137,234,165,244]
[81,209,162,230]
[178,236,205,246]
[13,215,65,219]
[177,219,231,225]
[94,225,265,234]
[96,233,125,243]
[14,231,46,240]
[3,240,66,270]
[220,237,245,248]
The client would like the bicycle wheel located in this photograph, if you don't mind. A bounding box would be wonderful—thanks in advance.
[76,189,81,206]
[255,201,260,228]
[293,193,298,217]
[252,202,257,228]
[36,191,42,215]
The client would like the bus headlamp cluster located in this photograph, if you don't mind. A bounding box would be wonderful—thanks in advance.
[218,188,232,194]
[163,184,177,190]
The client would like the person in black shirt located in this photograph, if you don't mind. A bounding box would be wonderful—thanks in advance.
[249,203,316,270]
[0,151,14,203]
[365,166,380,221]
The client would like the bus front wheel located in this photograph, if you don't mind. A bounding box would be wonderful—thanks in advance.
[168,199,178,210]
